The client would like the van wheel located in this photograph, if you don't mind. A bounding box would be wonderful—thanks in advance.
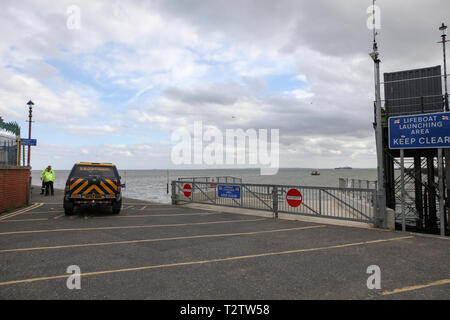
[64,200,74,215]
[112,200,121,214]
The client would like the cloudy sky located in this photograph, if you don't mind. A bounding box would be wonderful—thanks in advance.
[1,0,448,170]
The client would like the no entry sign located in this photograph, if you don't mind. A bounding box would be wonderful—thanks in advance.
[286,188,303,207]
[183,184,192,197]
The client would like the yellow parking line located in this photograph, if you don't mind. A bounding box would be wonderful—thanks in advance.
[140,205,147,211]
[0,225,326,253]
[90,212,222,219]
[0,236,413,287]
[0,218,49,223]
[54,214,64,220]
[33,203,61,205]
[382,278,450,296]
[122,203,155,206]
[0,203,42,219]
[0,203,44,221]
[0,218,267,236]
[24,210,64,215]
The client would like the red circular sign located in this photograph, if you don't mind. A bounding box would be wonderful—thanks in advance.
[183,184,192,197]
[286,189,303,207]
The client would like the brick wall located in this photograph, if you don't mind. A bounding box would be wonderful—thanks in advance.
[0,166,30,213]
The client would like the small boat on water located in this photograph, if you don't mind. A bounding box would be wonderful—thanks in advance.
[311,170,320,176]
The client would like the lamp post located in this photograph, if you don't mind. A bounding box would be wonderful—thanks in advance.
[440,23,450,232]
[26,100,34,167]
[439,23,449,111]
[370,42,387,228]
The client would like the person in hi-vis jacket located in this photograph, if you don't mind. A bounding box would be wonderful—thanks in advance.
[41,165,55,196]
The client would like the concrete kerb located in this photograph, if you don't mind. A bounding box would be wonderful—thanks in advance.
[182,203,375,230]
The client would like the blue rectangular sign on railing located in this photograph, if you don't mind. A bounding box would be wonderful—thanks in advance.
[217,184,241,199]
[388,112,450,149]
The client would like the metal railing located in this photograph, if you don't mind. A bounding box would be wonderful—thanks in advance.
[172,180,377,224]
[178,176,242,184]
[0,133,20,166]
[338,178,377,190]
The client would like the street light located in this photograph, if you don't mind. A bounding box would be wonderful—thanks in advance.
[440,23,447,35]
[370,19,386,228]
[26,100,34,166]
[439,23,450,233]
[439,23,449,111]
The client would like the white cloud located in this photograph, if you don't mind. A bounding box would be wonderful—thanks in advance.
[1,0,448,169]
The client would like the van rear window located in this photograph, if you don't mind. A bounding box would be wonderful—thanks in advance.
[72,166,116,178]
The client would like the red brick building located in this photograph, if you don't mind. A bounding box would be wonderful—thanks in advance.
[0,166,31,213]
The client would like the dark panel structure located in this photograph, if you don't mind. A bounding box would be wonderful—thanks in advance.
[382,65,447,234]
[384,65,444,116]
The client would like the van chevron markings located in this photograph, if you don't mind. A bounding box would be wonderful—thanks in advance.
[388,112,450,149]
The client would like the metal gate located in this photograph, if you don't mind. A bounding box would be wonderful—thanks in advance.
[172,181,377,224]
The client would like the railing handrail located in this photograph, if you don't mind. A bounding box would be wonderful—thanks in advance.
[172,179,377,225]
[174,180,377,193]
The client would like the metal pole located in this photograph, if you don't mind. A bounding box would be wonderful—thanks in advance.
[441,31,449,111]
[438,148,445,236]
[166,169,169,194]
[319,189,322,215]
[16,136,20,166]
[272,186,278,219]
[171,181,177,205]
[27,105,32,167]
[446,149,450,232]
[400,149,406,232]
[371,47,387,228]
[440,25,450,232]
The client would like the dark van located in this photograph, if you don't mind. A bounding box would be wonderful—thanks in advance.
[63,162,123,215]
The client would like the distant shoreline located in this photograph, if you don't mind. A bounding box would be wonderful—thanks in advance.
[31,167,376,172]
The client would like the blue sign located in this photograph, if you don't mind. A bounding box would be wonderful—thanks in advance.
[389,112,450,149]
[20,138,37,146]
[217,185,241,199]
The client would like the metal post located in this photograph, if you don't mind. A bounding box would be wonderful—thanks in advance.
[16,136,20,166]
[371,46,387,228]
[166,169,169,194]
[319,189,322,215]
[439,23,449,111]
[272,186,278,219]
[446,149,450,232]
[370,189,377,224]
[171,181,177,205]
[240,182,243,207]
[26,101,34,167]
[438,149,445,236]
[427,156,437,230]
[400,149,406,232]
[414,155,424,229]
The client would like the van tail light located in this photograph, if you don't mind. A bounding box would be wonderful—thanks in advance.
[117,180,121,193]
[65,180,70,193]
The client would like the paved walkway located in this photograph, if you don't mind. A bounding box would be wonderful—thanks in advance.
[0,188,449,299]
